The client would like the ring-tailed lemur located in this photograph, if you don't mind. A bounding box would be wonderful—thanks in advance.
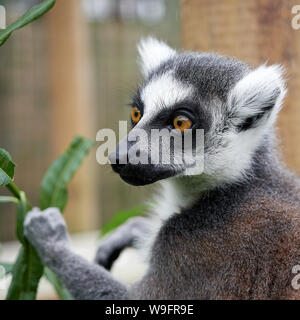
[24,37,300,299]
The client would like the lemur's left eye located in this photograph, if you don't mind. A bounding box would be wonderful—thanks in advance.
[131,106,141,124]
[173,115,192,132]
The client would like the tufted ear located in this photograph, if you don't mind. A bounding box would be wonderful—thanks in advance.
[227,64,287,131]
[137,37,176,77]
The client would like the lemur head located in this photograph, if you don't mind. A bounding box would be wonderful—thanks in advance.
[110,37,286,187]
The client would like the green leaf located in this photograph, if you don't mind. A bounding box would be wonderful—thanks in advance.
[40,136,95,212]
[0,148,16,186]
[0,262,14,275]
[0,196,19,204]
[100,205,147,237]
[39,136,94,299]
[6,191,43,300]
[44,268,72,300]
[6,246,44,300]
[0,0,56,47]
[6,136,94,300]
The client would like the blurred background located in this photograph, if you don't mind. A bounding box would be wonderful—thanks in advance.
[0,0,180,241]
[1,0,300,299]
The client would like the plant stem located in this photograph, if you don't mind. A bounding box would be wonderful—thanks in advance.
[6,182,22,199]
[6,183,32,211]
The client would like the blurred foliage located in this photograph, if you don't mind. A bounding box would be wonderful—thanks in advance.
[0,149,15,186]
[0,262,13,275]
[100,204,147,237]
[40,137,95,212]
[1,136,94,300]
[0,0,56,47]
[0,2,95,298]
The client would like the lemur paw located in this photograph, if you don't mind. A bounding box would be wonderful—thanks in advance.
[24,207,70,251]
[95,217,149,270]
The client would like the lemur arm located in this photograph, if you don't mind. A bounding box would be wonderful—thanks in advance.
[95,216,151,270]
[24,208,129,300]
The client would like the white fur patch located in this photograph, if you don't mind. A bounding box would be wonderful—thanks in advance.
[138,37,176,77]
[202,129,262,185]
[228,64,287,129]
[140,72,193,121]
[136,180,188,262]
[203,64,287,185]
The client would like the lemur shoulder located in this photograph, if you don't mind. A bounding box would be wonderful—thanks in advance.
[25,37,300,299]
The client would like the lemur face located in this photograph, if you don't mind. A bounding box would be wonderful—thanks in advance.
[110,37,286,186]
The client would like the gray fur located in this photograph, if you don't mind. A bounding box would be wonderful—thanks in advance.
[24,39,300,300]
[131,141,300,299]
[24,208,128,300]
[148,52,250,102]
[95,217,151,270]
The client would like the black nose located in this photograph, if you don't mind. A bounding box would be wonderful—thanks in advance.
[109,145,128,173]
[111,162,126,173]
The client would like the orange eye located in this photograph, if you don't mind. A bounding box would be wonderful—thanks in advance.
[131,107,141,124]
[173,115,192,132]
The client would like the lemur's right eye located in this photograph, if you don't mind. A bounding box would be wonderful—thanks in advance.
[131,107,141,124]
